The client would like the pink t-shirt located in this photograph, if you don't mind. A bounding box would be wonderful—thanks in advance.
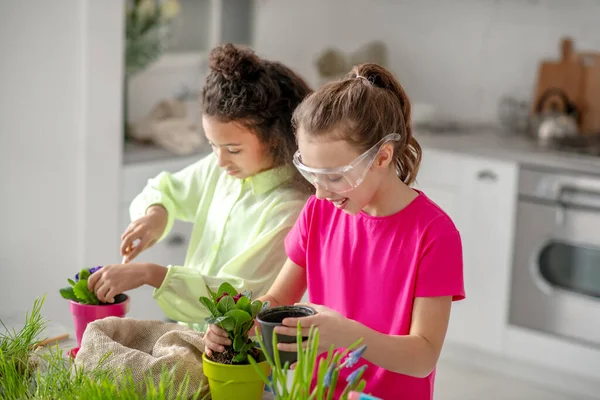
[285,191,465,400]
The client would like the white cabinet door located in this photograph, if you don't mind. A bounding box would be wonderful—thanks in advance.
[118,207,194,321]
[445,155,518,353]
[414,147,462,228]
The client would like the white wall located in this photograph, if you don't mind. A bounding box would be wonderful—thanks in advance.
[0,1,123,327]
[253,0,600,122]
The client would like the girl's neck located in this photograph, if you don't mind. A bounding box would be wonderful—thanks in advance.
[362,169,418,217]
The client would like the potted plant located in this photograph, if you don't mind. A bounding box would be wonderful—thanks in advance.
[124,0,181,139]
[249,323,370,399]
[257,305,315,366]
[59,266,130,350]
[198,283,270,400]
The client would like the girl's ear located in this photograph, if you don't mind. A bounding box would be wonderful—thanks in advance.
[375,143,394,169]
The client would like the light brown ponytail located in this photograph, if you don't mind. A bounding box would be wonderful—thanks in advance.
[351,64,422,185]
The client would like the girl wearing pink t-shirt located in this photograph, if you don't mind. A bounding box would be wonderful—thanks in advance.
[204,63,465,400]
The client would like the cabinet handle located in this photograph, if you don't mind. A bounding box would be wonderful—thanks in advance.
[166,234,186,247]
[477,169,498,182]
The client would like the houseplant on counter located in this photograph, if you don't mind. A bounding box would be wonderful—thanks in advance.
[249,323,370,399]
[59,266,130,350]
[199,283,270,400]
[124,0,181,139]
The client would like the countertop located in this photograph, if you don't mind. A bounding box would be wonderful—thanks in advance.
[123,141,211,165]
[123,127,600,175]
[415,126,600,175]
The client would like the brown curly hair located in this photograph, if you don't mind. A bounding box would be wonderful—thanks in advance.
[292,63,422,186]
[201,43,314,193]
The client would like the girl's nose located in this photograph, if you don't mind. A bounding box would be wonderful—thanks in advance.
[215,148,229,167]
[314,184,332,200]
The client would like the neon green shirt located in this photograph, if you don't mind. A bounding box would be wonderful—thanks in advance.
[130,153,307,330]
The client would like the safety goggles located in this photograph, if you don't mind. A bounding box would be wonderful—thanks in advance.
[293,133,401,193]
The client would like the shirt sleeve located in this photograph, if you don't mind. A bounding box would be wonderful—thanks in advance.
[153,198,306,323]
[414,227,465,301]
[129,154,216,241]
[284,196,316,268]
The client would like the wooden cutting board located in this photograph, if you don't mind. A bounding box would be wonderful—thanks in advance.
[579,52,600,135]
[531,38,584,116]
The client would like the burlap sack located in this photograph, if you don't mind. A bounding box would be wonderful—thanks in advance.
[74,317,209,398]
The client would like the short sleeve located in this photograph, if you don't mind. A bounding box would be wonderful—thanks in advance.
[284,196,317,268]
[415,229,465,301]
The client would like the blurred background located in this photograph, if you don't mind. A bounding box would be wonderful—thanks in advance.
[1,1,600,399]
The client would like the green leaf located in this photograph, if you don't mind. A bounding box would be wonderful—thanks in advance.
[224,309,252,332]
[67,278,76,286]
[79,268,91,280]
[73,280,98,305]
[241,341,255,354]
[233,335,245,353]
[240,320,255,337]
[259,301,270,314]
[216,295,235,315]
[206,285,218,302]
[219,316,235,332]
[250,300,262,317]
[217,282,238,297]
[199,296,221,317]
[234,296,251,314]
[232,351,247,363]
[59,287,77,301]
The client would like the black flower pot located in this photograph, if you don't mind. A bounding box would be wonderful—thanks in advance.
[256,305,315,366]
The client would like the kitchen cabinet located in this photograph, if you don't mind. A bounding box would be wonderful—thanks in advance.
[413,148,462,223]
[448,156,518,353]
[415,148,518,354]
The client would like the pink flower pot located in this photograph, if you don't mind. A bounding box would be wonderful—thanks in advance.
[69,294,130,347]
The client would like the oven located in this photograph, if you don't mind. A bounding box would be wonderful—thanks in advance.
[509,165,600,348]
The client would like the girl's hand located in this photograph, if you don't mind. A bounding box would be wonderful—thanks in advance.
[274,303,354,355]
[203,324,231,357]
[121,206,168,263]
[87,263,157,303]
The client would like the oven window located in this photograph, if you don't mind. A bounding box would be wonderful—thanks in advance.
[539,241,600,298]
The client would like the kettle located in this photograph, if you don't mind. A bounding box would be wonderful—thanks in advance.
[529,87,579,147]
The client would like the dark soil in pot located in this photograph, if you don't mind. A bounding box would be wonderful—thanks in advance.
[256,305,315,366]
[207,342,261,365]
[102,293,127,305]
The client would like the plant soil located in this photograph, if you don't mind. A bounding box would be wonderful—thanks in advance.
[207,345,261,365]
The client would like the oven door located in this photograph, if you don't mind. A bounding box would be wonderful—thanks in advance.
[510,190,600,349]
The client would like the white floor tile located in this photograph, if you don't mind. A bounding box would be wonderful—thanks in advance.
[434,358,600,400]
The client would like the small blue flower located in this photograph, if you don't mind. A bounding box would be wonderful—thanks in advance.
[323,364,335,388]
[345,365,367,386]
[344,344,367,368]
[75,266,103,281]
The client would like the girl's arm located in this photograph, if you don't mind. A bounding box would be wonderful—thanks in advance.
[153,211,305,323]
[129,155,215,241]
[345,296,452,378]
[257,258,307,308]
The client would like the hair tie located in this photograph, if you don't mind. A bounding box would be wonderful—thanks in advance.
[355,74,371,84]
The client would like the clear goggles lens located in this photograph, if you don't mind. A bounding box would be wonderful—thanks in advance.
[293,133,401,193]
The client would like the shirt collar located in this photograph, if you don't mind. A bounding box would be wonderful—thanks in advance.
[243,165,294,195]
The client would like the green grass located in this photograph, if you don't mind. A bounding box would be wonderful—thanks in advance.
[0,296,209,400]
